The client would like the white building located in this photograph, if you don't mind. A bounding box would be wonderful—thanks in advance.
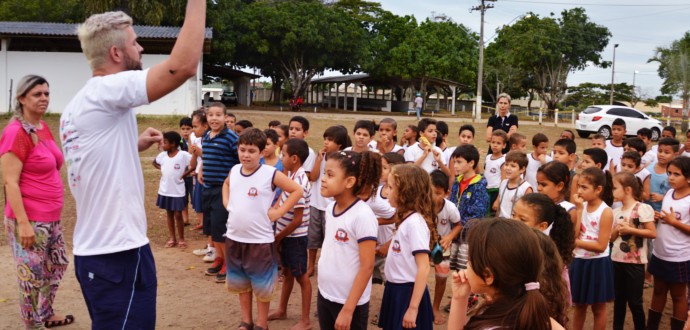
[0,22,212,115]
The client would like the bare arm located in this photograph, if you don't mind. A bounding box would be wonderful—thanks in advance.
[335,240,376,329]
[268,171,303,221]
[308,149,325,182]
[152,159,161,170]
[138,127,163,152]
[448,271,471,330]
[1,153,35,249]
[222,175,230,209]
[641,177,651,202]
[576,207,613,253]
[485,126,493,143]
[402,253,431,328]
[275,207,303,241]
[146,0,206,102]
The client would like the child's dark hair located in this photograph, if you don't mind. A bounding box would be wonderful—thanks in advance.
[612,118,626,129]
[505,150,528,169]
[277,124,289,138]
[465,218,551,330]
[658,137,680,152]
[238,127,266,151]
[687,129,690,137]
[637,128,652,140]
[417,118,437,133]
[389,164,440,250]
[531,228,570,327]
[163,131,182,148]
[561,129,575,140]
[263,129,279,145]
[451,144,480,170]
[283,138,309,164]
[663,125,677,137]
[324,125,352,150]
[622,151,641,168]
[591,134,605,142]
[532,133,548,146]
[509,133,526,148]
[382,152,405,166]
[459,124,475,137]
[268,120,281,127]
[519,193,575,265]
[537,162,571,199]
[613,172,643,201]
[328,151,381,199]
[207,102,226,112]
[179,117,192,128]
[226,111,236,118]
[430,169,450,192]
[579,167,614,206]
[236,120,253,129]
[191,109,207,125]
[406,124,420,143]
[583,148,608,169]
[623,137,646,154]
[379,117,398,142]
[289,115,310,132]
[354,120,376,136]
[491,129,508,145]
[554,138,576,155]
[436,121,449,146]
[668,156,690,179]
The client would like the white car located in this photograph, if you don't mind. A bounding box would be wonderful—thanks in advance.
[576,105,662,141]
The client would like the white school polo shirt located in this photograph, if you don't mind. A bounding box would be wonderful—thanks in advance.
[385,212,431,283]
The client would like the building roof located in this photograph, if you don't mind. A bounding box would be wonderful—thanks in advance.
[311,73,468,90]
[0,21,212,39]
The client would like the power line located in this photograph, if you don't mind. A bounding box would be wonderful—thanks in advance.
[500,0,689,6]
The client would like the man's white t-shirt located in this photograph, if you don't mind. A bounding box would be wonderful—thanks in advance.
[526,153,552,190]
[60,69,150,256]
[385,213,431,284]
[404,142,444,173]
[155,151,192,197]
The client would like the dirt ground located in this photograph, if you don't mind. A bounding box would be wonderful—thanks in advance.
[0,109,677,329]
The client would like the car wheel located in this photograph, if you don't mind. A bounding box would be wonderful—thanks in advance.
[577,130,591,138]
[651,128,661,142]
[598,126,611,139]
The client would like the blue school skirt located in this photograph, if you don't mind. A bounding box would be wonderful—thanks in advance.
[648,255,690,284]
[156,194,186,212]
[569,257,614,305]
[192,180,204,213]
[378,282,433,329]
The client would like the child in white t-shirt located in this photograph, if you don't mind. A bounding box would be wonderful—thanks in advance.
[526,133,552,189]
[494,151,532,218]
[620,151,651,201]
[404,118,449,176]
[153,131,195,249]
[484,129,507,216]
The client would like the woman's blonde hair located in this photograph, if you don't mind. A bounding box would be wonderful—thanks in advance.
[77,11,133,70]
[389,164,439,249]
[14,75,49,122]
[497,93,511,104]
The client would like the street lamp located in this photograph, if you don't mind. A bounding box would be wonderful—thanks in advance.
[632,70,639,104]
[610,43,619,105]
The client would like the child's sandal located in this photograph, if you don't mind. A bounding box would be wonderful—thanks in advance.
[238,321,253,330]
[178,241,187,249]
[165,240,177,248]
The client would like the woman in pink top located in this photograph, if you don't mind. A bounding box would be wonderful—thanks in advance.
[0,75,72,329]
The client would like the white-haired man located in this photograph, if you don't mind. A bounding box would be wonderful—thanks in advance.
[59,2,206,328]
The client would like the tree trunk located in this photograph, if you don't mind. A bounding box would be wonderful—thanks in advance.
[527,89,534,111]
[271,76,283,105]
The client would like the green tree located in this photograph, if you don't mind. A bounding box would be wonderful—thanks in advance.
[0,0,84,22]
[84,0,186,25]
[490,8,611,111]
[649,31,690,131]
[564,82,635,109]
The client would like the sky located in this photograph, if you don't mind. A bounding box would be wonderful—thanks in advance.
[373,0,690,98]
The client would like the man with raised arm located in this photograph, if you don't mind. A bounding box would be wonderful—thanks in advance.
[59,2,206,328]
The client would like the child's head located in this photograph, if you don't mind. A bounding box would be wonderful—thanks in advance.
[225,111,236,130]
[206,103,227,133]
[490,129,508,155]
[353,120,376,149]
[191,109,208,137]
[268,120,281,129]
[381,152,405,184]
[530,229,570,327]
[458,124,475,145]
[582,148,608,170]
[275,124,289,149]
[559,129,575,141]
[667,156,690,190]
[509,133,527,152]
[430,169,450,208]
[657,137,680,165]
[235,119,253,135]
[611,118,626,141]
[451,144,480,175]
[436,121,449,146]
[403,124,419,143]
[289,116,310,139]
[577,167,613,205]
[612,172,643,203]
[417,118,438,144]
[378,118,398,142]
[590,134,606,149]
[162,131,182,152]
[513,193,575,266]
[531,133,549,156]
[179,117,192,139]
[637,128,652,146]
[552,138,576,166]
[685,129,690,150]
[536,161,570,202]
[238,128,266,166]
[263,129,279,159]
[662,125,677,138]
[620,151,642,174]
[387,164,439,249]
[623,137,646,156]
[322,151,381,200]
[504,151,528,180]
[281,138,309,171]
[323,125,352,152]
[464,218,551,329]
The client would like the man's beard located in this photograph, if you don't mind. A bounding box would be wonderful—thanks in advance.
[124,52,143,71]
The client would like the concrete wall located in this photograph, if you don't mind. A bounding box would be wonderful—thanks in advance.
[0,46,202,116]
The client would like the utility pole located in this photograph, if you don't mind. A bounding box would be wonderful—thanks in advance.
[610,43,619,105]
[471,0,495,121]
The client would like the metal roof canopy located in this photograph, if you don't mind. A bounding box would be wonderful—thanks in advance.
[203,65,261,80]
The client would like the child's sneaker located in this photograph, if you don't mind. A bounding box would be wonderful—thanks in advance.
[192,245,210,256]
[215,264,226,283]
[205,258,223,276]
[202,249,216,263]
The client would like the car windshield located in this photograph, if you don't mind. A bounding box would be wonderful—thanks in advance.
[583,106,602,114]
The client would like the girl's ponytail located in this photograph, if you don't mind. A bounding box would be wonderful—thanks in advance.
[613,172,643,202]
[355,151,381,200]
[602,170,614,206]
[517,287,552,330]
[551,204,575,265]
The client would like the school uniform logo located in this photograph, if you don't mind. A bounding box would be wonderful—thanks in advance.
[335,229,349,242]
[248,187,258,197]
[392,240,401,253]
[440,218,448,226]
[174,164,181,170]
[432,160,438,168]
[490,168,497,174]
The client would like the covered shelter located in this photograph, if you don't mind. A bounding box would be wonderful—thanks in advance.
[309,74,468,114]
[202,65,261,106]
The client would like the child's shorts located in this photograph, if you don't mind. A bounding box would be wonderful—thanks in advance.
[279,236,308,277]
[307,207,326,250]
[569,257,614,305]
[648,254,690,284]
[184,177,193,203]
[225,238,278,302]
